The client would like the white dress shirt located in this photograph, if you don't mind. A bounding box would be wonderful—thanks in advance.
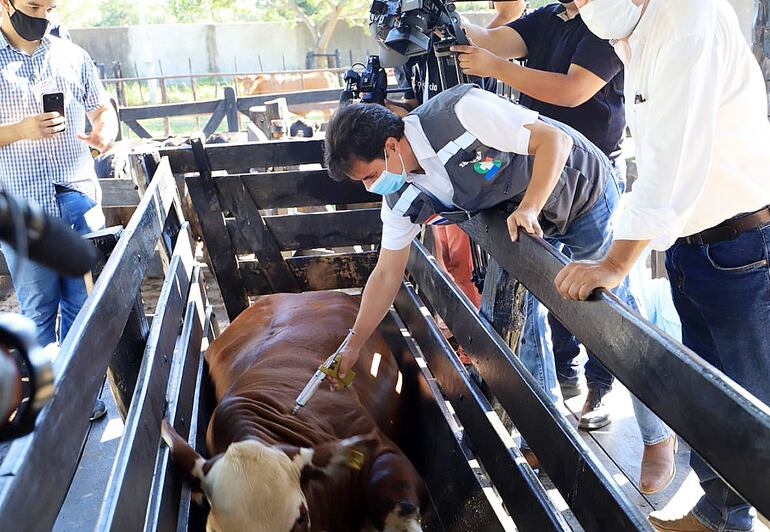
[379,88,539,250]
[614,0,770,250]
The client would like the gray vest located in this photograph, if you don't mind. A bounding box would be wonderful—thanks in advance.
[385,84,612,235]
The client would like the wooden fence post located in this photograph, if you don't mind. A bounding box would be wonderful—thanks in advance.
[86,227,150,420]
[224,86,239,133]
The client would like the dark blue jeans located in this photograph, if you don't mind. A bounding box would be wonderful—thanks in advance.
[550,313,614,391]
[666,220,770,532]
[549,157,627,393]
[2,190,104,346]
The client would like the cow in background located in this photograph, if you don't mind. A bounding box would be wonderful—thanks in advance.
[235,71,339,96]
[162,291,425,532]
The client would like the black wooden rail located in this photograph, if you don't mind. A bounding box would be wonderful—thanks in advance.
[161,138,770,531]
[460,212,770,519]
[0,159,218,532]
[120,87,342,139]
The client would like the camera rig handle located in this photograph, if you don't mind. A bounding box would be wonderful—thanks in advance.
[433,3,482,88]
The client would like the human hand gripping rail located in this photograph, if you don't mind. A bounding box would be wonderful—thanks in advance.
[291,329,357,416]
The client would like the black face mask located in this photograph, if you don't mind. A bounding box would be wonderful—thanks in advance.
[7,0,49,42]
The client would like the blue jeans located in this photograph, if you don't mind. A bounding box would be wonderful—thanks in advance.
[665,220,770,532]
[3,190,104,346]
[550,157,626,392]
[519,177,638,404]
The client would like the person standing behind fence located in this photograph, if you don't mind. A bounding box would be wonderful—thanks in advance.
[0,1,116,383]
[557,1,770,531]
[390,0,526,336]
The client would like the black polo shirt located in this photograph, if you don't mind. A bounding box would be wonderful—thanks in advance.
[507,4,625,157]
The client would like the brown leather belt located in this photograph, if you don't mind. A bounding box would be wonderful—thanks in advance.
[676,206,770,246]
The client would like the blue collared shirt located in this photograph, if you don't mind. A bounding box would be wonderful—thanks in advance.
[0,31,108,216]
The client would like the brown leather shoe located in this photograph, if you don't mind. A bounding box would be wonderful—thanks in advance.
[640,433,677,494]
[648,510,715,531]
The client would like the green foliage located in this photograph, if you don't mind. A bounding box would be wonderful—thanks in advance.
[58,0,515,29]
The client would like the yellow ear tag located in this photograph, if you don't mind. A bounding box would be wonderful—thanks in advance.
[347,449,365,471]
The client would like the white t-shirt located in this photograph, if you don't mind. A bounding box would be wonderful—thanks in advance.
[380,87,539,250]
[614,0,770,250]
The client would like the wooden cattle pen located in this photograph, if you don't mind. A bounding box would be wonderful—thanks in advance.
[0,136,768,532]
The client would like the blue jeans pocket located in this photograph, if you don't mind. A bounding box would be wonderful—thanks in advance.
[704,231,768,273]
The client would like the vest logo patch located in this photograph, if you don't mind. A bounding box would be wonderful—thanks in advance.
[473,157,503,180]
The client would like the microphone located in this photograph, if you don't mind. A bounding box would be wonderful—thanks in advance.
[0,192,97,277]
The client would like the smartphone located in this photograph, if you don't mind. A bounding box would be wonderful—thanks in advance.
[42,92,65,132]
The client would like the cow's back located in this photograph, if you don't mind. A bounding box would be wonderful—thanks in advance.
[205,291,404,448]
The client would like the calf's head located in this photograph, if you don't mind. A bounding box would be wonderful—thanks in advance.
[161,420,373,532]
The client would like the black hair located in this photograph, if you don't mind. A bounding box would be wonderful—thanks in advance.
[324,103,405,182]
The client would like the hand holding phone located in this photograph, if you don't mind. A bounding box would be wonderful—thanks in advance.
[17,113,65,141]
[42,92,65,133]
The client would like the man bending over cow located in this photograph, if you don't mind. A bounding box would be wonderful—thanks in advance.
[325,84,638,418]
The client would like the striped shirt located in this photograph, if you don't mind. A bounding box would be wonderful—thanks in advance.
[0,31,109,217]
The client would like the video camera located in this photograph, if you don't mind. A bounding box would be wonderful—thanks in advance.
[369,0,464,61]
[339,55,391,105]
[340,0,489,105]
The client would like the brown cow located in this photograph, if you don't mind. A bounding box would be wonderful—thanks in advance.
[162,291,425,532]
[235,72,340,96]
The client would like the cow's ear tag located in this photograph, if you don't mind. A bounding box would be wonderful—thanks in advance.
[347,449,365,471]
[319,354,356,390]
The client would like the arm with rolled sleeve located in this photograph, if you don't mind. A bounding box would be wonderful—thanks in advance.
[455,88,573,240]
[615,35,720,250]
[78,52,118,152]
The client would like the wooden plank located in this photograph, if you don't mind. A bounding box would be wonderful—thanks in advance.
[124,120,153,139]
[234,88,343,114]
[379,309,504,532]
[240,251,378,295]
[225,87,238,133]
[394,283,570,532]
[406,240,650,532]
[174,306,218,532]
[144,266,205,532]
[0,159,180,532]
[225,209,381,254]
[86,225,151,420]
[100,179,141,208]
[215,177,300,293]
[95,226,195,532]
[120,100,221,122]
[460,212,770,517]
[202,100,226,138]
[119,88,339,123]
[185,174,248,321]
[163,139,323,174]
[107,291,151,419]
[235,170,378,209]
[53,380,124,532]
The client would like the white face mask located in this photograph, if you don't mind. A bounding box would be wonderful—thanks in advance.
[578,0,643,41]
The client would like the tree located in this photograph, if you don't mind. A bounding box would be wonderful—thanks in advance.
[256,0,371,65]
[164,0,254,24]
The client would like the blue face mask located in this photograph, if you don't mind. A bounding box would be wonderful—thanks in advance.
[367,149,407,195]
